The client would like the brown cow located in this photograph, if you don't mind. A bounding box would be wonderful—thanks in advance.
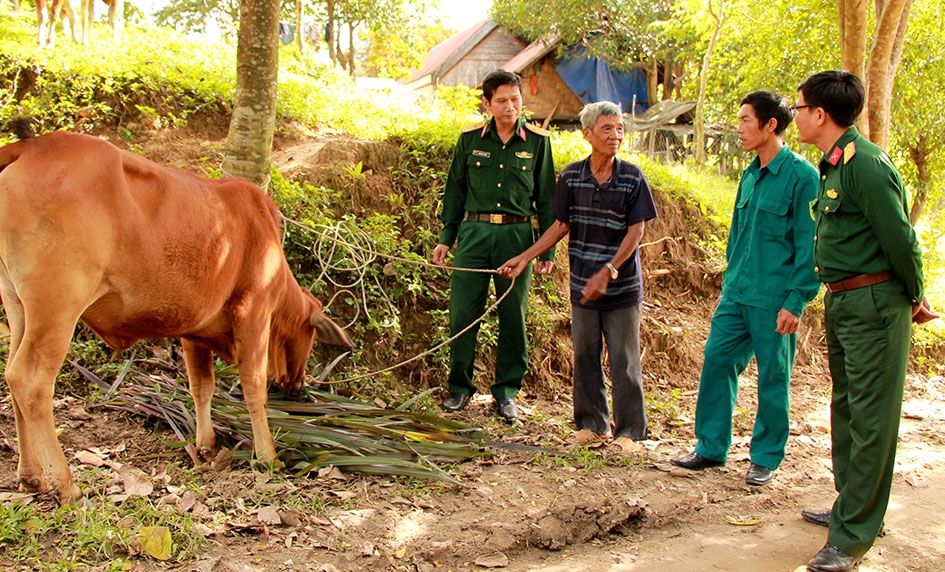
[0,124,354,504]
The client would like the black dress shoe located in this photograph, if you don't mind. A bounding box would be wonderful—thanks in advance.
[802,508,831,527]
[745,462,774,486]
[496,397,518,421]
[442,392,469,412]
[802,508,886,536]
[807,543,860,572]
[670,451,724,470]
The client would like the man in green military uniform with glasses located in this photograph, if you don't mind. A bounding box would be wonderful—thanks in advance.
[793,70,938,572]
[432,69,556,421]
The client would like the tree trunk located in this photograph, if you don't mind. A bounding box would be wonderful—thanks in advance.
[326,0,337,64]
[695,0,725,166]
[864,0,909,149]
[663,54,676,102]
[839,0,868,80]
[347,21,358,75]
[221,0,280,188]
[907,137,930,225]
[294,0,303,52]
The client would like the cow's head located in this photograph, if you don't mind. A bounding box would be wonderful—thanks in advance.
[269,288,354,392]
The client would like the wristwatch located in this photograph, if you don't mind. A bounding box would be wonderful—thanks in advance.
[605,262,619,280]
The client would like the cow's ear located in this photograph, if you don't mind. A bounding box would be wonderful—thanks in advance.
[310,308,355,349]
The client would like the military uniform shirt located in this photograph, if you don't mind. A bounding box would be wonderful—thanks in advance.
[813,127,924,304]
[438,116,557,261]
[722,144,820,317]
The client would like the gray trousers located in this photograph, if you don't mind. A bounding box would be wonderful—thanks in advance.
[571,303,646,440]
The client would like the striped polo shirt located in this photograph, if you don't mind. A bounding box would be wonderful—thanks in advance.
[554,156,658,310]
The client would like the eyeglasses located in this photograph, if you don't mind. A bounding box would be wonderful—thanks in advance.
[790,104,811,114]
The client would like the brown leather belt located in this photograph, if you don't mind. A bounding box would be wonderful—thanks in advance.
[825,271,891,293]
[467,212,530,224]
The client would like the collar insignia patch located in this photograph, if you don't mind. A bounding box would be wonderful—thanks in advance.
[828,146,843,166]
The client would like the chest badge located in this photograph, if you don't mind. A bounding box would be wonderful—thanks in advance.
[515,151,533,159]
[472,150,491,158]
[826,189,838,199]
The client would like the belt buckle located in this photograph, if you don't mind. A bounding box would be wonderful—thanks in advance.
[489,214,503,224]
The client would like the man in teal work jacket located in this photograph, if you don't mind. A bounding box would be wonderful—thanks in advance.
[793,70,937,572]
[672,91,820,486]
[431,69,556,421]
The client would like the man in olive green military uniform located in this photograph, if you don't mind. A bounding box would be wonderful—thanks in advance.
[432,69,556,421]
[793,70,938,572]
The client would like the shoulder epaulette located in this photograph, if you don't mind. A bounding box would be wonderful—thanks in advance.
[525,123,550,137]
[843,141,856,164]
[462,121,487,133]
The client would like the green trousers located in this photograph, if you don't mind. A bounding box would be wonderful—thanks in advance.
[824,280,911,558]
[693,297,796,470]
[447,219,534,400]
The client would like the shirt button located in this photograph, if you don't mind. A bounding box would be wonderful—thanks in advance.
[497,203,502,207]
[822,175,827,180]
[502,145,506,149]
[815,266,820,272]
[814,235,818,241]
[476,161,481,167]
[824,206,830,212]
[522,166,527,170]
[499,164,504,169]
[497,183,502,188]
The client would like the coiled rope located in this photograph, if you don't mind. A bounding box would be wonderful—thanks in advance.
[283,216,515,384]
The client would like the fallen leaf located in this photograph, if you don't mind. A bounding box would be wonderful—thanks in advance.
[330,490,357,500]
[257,506,282,525]
[393,547,407,559]
[139,526,172,560]
[121,466,154,497]
[724,515,761,526]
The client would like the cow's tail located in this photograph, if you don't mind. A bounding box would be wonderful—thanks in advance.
[0,117,36,174]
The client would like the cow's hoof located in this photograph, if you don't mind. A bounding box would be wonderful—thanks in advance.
[17,474,48,494]
[55,484,83,506]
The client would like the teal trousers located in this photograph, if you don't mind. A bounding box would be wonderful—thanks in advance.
[825,281,911,558]
[694,297,796,470]
[447,219,534,400]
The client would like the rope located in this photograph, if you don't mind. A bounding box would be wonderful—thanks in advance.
[282,215,515,385]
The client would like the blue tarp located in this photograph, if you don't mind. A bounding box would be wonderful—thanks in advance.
[555,45,649,115]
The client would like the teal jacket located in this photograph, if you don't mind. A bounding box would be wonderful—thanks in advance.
[721,144,821,317]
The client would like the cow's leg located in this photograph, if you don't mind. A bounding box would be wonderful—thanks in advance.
[4,320,81,504]
[234,324,278,464]
[107,0,122,41]
[80,0,91,44]
[180,340,219,461]
[0,287,47,493]
[36,0,49,46]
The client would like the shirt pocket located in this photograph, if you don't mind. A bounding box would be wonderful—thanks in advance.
[590,188,628,221]
[509,155,536,195]
[756,196,790,238]
[466,154,493,191]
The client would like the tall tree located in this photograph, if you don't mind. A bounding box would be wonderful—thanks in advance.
[692,0,728,166]
[222,0,280,187]
[890,0,945,227]
[838,0,912,149]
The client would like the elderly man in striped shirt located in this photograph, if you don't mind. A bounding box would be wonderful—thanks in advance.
[499,101,657,450]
